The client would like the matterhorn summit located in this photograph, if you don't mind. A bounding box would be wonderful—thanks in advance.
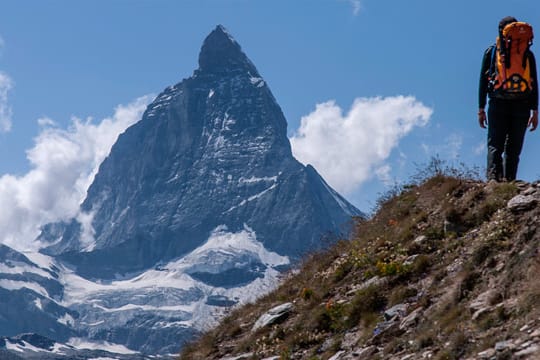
[40,24,360,278]
[0,25,361,357]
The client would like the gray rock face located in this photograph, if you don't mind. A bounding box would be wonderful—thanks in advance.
[0,245,76,342]
[40,24,361,279]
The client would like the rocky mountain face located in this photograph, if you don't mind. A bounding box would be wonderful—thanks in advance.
[0,25,361,358]
[40,25,359,280]
[0,245,75,341]
[180,175,540,360]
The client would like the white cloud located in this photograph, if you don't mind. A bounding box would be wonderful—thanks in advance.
[290,96,432,194]
[37,116,57,127]
[0,72,13,133]
[341,0,362,15]
[473,141,486,156]
[0,95,153,251]
[421,133,463,160]
[349,0,362,15]
[375,164,393,185]
[446,133,463,159]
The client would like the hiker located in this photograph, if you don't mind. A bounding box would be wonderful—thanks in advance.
[478,16,539,181]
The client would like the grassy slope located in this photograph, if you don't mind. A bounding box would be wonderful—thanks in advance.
[180,174,540,360]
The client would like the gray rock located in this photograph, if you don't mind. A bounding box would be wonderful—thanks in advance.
[328,351,347,360]
[221,353,255,360]
[400,307,423,330]
[399,355,416,360]
[508,195,537,212]
[403,254,419,266]
[470,289,496,312]
[413,235,427,244]
[515,344,539,357]
[353,346,378,359]
[347,276,388,295]
[384,303,408,321]
[472,306,493,321]
[477,348,496,359]
[495,340,515,352]
[372,318,400,339]
[252,302,294,330]
[341,330,361,350]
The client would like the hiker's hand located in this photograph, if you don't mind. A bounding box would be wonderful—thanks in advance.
[478,109,487,129]
[529,110,538,132]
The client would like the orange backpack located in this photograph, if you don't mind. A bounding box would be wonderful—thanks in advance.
[489,22,535,98]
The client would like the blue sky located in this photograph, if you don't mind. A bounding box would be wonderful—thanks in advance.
[0,0,539,249]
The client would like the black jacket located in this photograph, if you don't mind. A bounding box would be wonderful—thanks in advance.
[479,45,539,111]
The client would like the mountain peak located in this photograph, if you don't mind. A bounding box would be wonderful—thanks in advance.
[198,25,259,75]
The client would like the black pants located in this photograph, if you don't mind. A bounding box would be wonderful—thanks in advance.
[487,99,530,181]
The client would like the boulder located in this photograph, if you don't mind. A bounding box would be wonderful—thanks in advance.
[508,195,537,212]
[252,303,294,331]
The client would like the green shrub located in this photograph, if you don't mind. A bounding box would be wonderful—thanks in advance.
[347,285,387,328]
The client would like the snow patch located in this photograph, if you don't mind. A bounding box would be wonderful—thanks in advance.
[250,76,265,88]
[5,340,47,353]
[34,298,43,310]
[58,312,75,326]
[226,183,278,213]
[67,338,137,355]
[0,279,49,298]
[185,224,289,271]
[22,251,57,272]
[5,340,24,352]
[239,175,278,184]
[0,262,53,280]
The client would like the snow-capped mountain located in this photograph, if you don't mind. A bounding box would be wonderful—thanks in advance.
[0,25,362,357]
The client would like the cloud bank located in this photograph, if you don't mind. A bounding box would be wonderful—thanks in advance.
[290,96,433,194]
[0,72,13,133]
[0,95,152,251]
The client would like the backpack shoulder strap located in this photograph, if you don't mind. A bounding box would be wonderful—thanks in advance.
[489,44,497,75]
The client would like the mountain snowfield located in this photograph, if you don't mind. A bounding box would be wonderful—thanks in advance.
[1,226,288,358]
[0,25,360,358]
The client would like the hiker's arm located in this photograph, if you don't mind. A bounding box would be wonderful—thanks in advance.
[529,52,538,131]
[478,47,492,128]
[530,52,538,111]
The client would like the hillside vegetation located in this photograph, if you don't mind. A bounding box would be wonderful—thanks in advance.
[180,164,540,360]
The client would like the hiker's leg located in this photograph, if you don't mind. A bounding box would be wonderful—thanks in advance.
[487,100,509,181]
[504,104,530,181]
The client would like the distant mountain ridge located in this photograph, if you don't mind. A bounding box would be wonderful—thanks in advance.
[0,25,362,357]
